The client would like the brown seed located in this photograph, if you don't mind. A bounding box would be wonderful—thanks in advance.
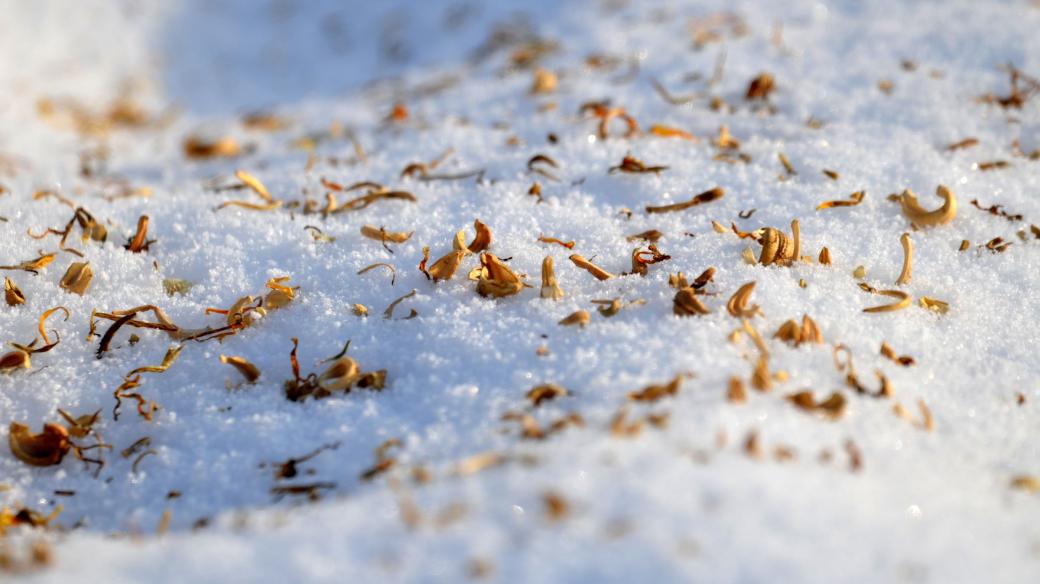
[628,375,682,402]
[727,377,747,403]
[816,191,864,210]
[4,277,25,306]
[726,281,761,318]
[899,185,957,227]
[895,233,912,285]
[527,383,568,406]
[59,262,92,295]
[8,422,70,466]
[673,288,710,316]
[818,247,832,265]
[558,310,590,327]
[746,73,776,100]
[220,355,261,383]
[568,254,614,280]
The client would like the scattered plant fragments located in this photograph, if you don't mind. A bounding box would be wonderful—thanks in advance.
[112,346,183,420]
[673,287,710,316]
[284,338,386,401]
[899,185,957,227]
[918,296,949,314]
[628,375,683,402]
[646,187,724,214]
[816,190,864,210]
[183,136,241,160]
[880,341,916,366]
[970,199,1023,222]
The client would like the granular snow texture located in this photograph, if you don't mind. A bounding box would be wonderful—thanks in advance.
[1,1,1039,582]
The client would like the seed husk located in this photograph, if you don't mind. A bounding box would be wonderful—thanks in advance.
[645,187,724,214]
[816,191,864,210]
[895,233,912,285]
[220,355,260,383]
[540,256,564,300]
[726,281,761,318]
[568,254,614,280]
[786,391,847,419]
[863,289,911,313]
[673,288,710,316]
[527,384,568,406]
[558,310,590,327]
[59,262,92,295]
[919,296,949,314]
[818,247,832,265]
[4,277,25,306]
[8,422,70,466]
[475,253,525,298]
[899,185,957,227]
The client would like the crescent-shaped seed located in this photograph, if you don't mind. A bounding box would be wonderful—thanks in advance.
[863,289,911,313]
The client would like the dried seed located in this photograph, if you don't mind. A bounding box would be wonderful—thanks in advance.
[628,375,682,402]
[568,254,614,280]
[540,256,564,300]
[773,315,823,346]
[822,169,840,181]
[715,125,740,149]
[946,137,979,151]
[124,215,152,253]
[816,191,864,210]
[977,160,1010,171]
[673,287,710,316]
[467,220,493,253]
[59,261,92,295]
[778,152,796,175]
[646,187,724,214]
[475,253,525,298]
[0,349,31,373]
[853,265,867,279]
[899,185,957,227]
[746,73,776,100]
[727,377,747,403]
[818,247,832,265]
[352,303,368,317]
[711,220,729,233]
[970,198,1023,222]
[626,229,663,242]
[862,289,912,313]
[537,235,575,249]
[220,355,260,383]
[1010,476,1040,493]
[4,277,25,306]
[558,310,590,327]
[360,225,414,244]
[786,391,847,419]
[880,342,916,366]
[895,233,912,285]
[527,384,568,406]
[8,422,70,466]
[530,68,558,94]
[648,125,694,140]
[726,281,761,318]
[918,296,949,314]
[609,153,668,174]
[183,136,240,159]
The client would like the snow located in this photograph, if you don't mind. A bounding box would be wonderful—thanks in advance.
[1,0,1039,582]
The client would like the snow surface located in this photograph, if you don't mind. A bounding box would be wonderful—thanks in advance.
[1,0,1039,582]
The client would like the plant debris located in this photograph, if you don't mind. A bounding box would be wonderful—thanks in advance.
[645,187,724,214]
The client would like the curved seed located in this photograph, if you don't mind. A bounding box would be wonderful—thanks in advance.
[559,310,590,327]
[896,233,912,285]
[540,256,564,300]
[900,185,957,227]
[8,422,70,466]
[863,289,911,313]
[673,288,710,316]
[220,355,261,383]
[569,254,614,280]
[726,281,760,318]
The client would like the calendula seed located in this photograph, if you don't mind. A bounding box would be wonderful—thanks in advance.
[816,191,864,210]
[220,355,260,383]
[919,296,949,314]
[899,185,957,227]
[540,256,564,300]
[727,377,747,403]
[673,288,710,316]
[645,187,724,214]
[726,281,761,318]
[4,277,25,305]
[818,247,832,265]
[896,233,913,285]
[568,254,614,280]
[558,310,590,327]
[863,290,911,313]
[59,262,92,295]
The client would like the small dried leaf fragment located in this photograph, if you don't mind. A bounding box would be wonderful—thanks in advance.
[645,187,724,214]
[59,262,93,295]
[899,185,957,227]
[4,277,25,306]
[220,355,260,383]
[527,384,568,406]
[360,225,414,244]
[559,310,590,327]
[816,191,864,210]
[673,288,710,316]
[8,422,70,466]
[540,256,564,300]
